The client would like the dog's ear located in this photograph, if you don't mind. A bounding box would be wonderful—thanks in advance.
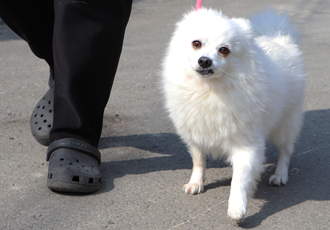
[232,18,252,38]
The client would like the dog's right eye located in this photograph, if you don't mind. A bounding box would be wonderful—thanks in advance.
[192,40,202,49]
[219,47,230,55]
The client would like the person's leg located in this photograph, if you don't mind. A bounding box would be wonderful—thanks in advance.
[46,0,133,193]
[0,0,133,148]
[51,0,133,147]
[1,0,133,193]
[0,0,54,70]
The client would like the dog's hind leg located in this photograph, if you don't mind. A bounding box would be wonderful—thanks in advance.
[269,144,292,185]
[269,104,304,186]
[183,144,206,194]
[228,143,265,220]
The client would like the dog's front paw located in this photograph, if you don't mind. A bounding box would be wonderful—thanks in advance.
[227,197,247,220]
[183,183,204,194]
[269,173,288,186]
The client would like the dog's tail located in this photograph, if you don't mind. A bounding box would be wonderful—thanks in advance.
[250,8,299,43]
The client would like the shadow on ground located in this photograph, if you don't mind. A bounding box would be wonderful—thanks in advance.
[98,109,330,227]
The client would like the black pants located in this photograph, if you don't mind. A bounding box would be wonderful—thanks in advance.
[0,0,133,147]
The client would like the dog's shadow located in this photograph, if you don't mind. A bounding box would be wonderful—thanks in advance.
[98,109,330,228]
[237,109,330,228]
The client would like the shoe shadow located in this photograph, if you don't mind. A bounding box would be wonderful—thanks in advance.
[97,109,330,227]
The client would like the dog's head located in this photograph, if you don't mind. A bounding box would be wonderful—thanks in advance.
[169,9,254,80]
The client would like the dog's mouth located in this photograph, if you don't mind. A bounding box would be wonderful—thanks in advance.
[196,69,214,76]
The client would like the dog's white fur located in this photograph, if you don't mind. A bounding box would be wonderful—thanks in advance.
[162,8,305,220]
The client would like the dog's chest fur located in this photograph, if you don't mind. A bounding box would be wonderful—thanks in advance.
[166,77,260,151]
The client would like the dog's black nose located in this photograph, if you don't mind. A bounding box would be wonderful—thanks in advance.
[198,57,212,68]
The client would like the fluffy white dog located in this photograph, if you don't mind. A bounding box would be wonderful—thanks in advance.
[162,8,305,220]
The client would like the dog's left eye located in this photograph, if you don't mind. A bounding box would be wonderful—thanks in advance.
[192,40,202,49]
[219,47,230,55]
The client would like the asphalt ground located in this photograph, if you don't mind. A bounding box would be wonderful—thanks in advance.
[0,0,330,229]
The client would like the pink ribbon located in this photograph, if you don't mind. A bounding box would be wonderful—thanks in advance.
[195,0,202,11]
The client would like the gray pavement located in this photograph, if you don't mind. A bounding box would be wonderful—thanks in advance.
[0,0,330,229]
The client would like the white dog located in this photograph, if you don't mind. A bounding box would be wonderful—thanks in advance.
[162,8,305,220]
